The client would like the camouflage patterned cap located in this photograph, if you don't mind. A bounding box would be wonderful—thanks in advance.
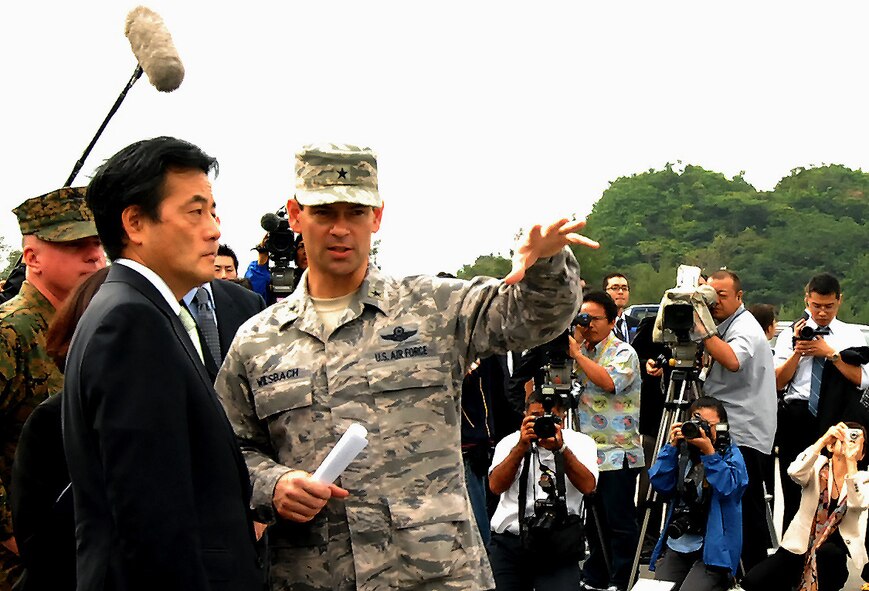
[294,143,382,207]
[12,187,98,242]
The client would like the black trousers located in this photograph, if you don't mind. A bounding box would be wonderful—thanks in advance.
[777,399,819,527]
[582,466,640,590]
[739,446,773,572]
[741,536,849,591]
[653,547,731,591]
[488,532,581,591]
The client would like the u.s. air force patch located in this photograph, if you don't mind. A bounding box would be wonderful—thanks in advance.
[374,323,436,363]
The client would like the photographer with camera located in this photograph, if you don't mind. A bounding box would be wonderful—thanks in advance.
[742,422,869,591]
[647,396,748,591]
[488,390,598,590]
[700,269,777,571]
[571,291,643,591]
[775,273,869,527]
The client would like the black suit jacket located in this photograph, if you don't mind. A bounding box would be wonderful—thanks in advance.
[210,279,266,361]
[61,264,261,591]
[816,346,869,437]
[11,393,75,591]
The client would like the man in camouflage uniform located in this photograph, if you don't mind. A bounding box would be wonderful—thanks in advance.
[0,188,104,589]
[216,144,598,591]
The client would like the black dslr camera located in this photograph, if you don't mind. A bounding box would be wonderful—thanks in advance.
[681,415,712,440]
[666,455,709,539]
[526,464,566,532]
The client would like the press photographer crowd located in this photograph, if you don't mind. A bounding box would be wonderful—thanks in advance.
[0,137,867,591]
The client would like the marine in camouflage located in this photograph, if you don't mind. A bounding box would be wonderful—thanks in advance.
[0,282,64,589]
[216,248,582,591]
[0,186,95,589]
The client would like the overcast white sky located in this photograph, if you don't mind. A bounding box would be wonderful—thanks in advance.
[4,1,869,277]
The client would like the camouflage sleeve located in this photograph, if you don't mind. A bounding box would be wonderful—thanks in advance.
[453,246,582,372]
[215,341,290,523]
[0,325,20,539]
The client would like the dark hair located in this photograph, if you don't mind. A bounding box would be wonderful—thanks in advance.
[46,267,111,371]
[805,273,841,298]
[687,396,728,423]
[582,290,619,323]
[217,244,238,271]
[709,269,742,293]
[86,136,218,260]
[602,272,629,291]
[525,390,565,412]
[747,303,776,332]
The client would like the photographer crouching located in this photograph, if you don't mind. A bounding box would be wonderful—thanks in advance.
[488,390,598,590]
[648,396,748,591]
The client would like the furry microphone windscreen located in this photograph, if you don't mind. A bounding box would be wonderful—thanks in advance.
[124,6,185,92]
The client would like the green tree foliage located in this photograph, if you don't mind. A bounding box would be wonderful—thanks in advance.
[456,164,869,323]
[581,164,869,322]
[0,237,21,280]
[457,254,512,280]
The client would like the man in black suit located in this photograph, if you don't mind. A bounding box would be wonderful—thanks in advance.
[183,278,266,378]
[603,272,639,343]
[62,137,261,591]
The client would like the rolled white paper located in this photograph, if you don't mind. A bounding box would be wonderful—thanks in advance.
[311,422,369,483]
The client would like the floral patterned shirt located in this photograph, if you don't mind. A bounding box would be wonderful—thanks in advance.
[576,332,644,471]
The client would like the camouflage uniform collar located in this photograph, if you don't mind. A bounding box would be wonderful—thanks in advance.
[274,263,390,331]
[357,264,390,315]
[18,280,57,316]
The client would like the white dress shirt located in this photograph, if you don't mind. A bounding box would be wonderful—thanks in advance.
[774,314,869,401]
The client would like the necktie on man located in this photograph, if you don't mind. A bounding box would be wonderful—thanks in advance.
[193,287,221,365]
[808,356,825,417]
[178,305,205,364]
[616,317,627,341]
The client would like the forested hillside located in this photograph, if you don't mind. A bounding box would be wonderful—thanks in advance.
[458,164,869,322]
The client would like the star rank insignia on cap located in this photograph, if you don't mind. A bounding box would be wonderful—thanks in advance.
[337,168,348,179]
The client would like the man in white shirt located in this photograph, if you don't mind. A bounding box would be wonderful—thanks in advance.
[603,273,638,343]
[488,391,598,590]
[774,272,869,525]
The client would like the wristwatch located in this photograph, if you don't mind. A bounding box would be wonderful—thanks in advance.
[556,441,567,454]
[827,350,841,362]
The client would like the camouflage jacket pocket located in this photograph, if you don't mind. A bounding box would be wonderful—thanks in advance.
[251,379,313,420]
[387,493,468,588]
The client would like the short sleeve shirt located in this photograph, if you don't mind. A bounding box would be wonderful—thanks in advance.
[576,333,644,471]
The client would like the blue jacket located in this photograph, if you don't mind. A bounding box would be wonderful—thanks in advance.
[648,442,748,576]
[244,261,271,302]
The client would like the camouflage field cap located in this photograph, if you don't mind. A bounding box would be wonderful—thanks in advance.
[294,143,382,207]
[12,187,98,242]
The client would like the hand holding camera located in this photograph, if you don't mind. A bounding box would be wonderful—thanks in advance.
[519,413,564,453]
[670,419,715,455]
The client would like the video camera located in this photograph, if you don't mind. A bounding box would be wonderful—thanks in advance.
[532,330,574,439]
[791,312,832,346]
[259,207,298,299]
[654,265,715,374]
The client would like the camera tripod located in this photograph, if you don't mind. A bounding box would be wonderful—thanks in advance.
[627,365,702,590]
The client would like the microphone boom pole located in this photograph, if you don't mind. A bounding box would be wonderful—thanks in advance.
[64,64,143,187]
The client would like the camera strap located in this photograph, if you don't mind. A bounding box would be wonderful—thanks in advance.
[518,445,574,528]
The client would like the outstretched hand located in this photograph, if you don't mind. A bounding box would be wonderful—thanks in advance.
[504,218,599,285]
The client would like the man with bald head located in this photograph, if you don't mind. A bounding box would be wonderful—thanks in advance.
[0,187,104,590]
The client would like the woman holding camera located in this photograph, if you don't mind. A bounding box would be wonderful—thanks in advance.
[741,422,869,591]
[647,397,749,591]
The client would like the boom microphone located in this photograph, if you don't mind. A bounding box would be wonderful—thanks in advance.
[125,6,185,92]
[63,5,186,187]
